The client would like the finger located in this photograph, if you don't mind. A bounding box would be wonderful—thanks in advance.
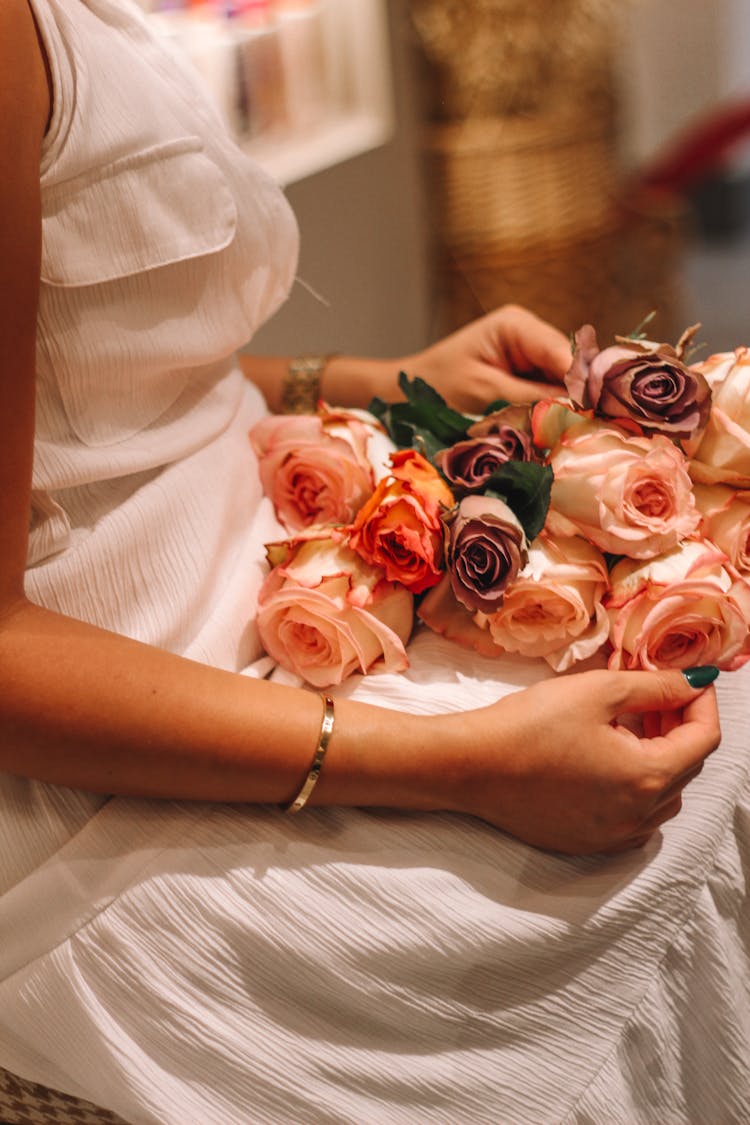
[602,792,685,855]
[661,760,704,801]
[645,686,721,773]
[604,667,719,720]
[500,307,572,381]
[499,372,569,402]
[642,707,682,739]
[603,832,655,854]
[642,792,683,830]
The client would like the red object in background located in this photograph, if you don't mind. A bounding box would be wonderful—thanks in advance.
[637,99,750,194]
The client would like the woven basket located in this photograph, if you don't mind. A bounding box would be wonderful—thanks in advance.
[409,0,619,122]
[424,113,620,257]
[432,188,688,345]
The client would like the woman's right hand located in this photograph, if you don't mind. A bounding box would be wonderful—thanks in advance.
[435,668,721,855]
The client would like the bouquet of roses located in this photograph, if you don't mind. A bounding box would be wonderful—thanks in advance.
[249,324,750,687]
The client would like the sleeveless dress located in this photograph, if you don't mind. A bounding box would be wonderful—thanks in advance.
[1,3,749,1123]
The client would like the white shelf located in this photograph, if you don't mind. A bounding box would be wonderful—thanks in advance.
[148,0,394,186]
[244,110,393,185]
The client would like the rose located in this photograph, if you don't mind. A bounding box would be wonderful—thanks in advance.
[349,450,453,594]
[688,347,750,486]
[482,534,610,671]
[546,420,700,558]
[436,405,535,491]
[693,482,750,577]
[565,324,711,440]
[257,529,413,687]
[446,494,528,613]
[606,538,750,672]
[389,448,455,507]
[249,408,375,531]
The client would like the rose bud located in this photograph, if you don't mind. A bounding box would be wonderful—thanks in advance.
[447,494,528,614]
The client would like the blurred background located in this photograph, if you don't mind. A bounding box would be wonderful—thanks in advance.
[143,0,750,364]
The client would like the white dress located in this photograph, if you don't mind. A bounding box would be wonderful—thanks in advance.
[1,3,749,1124]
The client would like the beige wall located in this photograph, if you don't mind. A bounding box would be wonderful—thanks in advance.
[617,0,750,169]
[248,1,433,361]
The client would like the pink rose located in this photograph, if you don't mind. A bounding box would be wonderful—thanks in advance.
[415,571,500,657]
[483,534,610,671]
[546,420,700,558]
[689,347,750,486]
[257,529,413,687]
[250,408,375,531]
[693,482,750,578]
[565,324,710,441]
[606,538,750,672]
[446,494,528,614]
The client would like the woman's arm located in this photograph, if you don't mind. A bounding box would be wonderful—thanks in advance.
[240,305,574,415]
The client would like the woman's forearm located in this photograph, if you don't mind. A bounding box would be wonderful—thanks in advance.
[0,598,448,811]
[239,353,409,413]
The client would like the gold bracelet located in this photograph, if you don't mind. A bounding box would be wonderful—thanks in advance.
[284,695,335,814]
[281,355,331,414]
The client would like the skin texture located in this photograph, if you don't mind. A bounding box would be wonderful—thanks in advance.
[0,0,721,857]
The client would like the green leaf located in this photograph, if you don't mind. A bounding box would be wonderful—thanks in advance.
[481,398,511,416]
[368,373,472,450]
[482,461,553,541]
[627,310,657,340]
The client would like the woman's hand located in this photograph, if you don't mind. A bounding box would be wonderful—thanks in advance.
[246,304,573,414]
[435,668,721,855]
[402,304,573,413]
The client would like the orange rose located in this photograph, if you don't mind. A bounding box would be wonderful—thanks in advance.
[389,449,455,507]
[349,452,453,594]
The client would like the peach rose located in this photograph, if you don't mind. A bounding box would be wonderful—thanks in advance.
[250,408,375,531]
[606,538,750,672]
[483,534,610,671]
[688,347,750,486]
[693,482,750,578]
[546,420,700,558]
[257,529,413,687]
[349,451,453,594]
[417,574,500,658]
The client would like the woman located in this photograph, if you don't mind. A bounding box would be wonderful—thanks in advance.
[1,2,745,1123]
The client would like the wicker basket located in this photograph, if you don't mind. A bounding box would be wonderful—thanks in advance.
[432,188,688,345]
[409,0,619,122]
[424,113,620,257]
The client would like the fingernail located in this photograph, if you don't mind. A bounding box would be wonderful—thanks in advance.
[683,665,720,688]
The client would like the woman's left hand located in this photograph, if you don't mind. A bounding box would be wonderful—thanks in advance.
[402,303,572,413]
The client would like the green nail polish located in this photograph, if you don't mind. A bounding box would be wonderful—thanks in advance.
[683,665,720,688]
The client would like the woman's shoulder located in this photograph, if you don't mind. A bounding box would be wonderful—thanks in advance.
[0,1,51,151]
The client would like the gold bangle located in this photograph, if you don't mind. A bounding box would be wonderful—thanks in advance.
[281,355,331,414]
[284,695,335,814]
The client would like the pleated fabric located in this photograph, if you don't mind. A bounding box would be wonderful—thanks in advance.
[1,637,749,1124]
[2,4,750,1123]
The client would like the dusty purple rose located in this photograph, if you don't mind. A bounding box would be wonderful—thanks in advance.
[447,494,528,614]
[436,405,534,490]
[565,324,711,441]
